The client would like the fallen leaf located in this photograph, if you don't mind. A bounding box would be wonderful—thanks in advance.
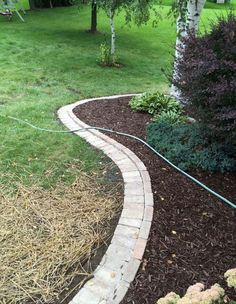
[110,272,116,278]
[142,259,148,271]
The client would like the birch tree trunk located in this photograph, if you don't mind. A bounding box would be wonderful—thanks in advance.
[186,0,206,33]
[170,4,186,99]
[109,9,116,63]
[171,0,206,101]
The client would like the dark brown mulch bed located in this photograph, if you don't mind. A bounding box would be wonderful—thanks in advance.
[73,96,236,304]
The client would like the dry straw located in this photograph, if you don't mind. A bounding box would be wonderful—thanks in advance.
[0,171,122,303]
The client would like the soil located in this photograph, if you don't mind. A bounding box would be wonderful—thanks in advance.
[73,96,236,304]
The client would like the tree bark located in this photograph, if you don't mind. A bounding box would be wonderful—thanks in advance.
[170,1,186,99]
[186,0,206,33]
[171,0,206,101]
[29,0,36,10]
[90,0,97,33]
[109,9,116,61]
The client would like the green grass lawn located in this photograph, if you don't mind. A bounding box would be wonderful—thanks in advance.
[0,3,233,188]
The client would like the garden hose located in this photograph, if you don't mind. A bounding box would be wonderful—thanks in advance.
[1,114,236,210]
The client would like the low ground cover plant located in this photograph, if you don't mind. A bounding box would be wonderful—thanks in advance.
[147,120,236,172]
[156,268,236,304]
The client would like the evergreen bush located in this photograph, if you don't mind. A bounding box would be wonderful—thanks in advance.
[146,120,236,172]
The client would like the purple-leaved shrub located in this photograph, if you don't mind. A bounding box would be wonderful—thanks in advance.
[173,13,236,146]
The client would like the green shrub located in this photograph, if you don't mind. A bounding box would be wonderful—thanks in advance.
[146,121,236,172]
[153,110,186,125]
[98,42,115,67]
[129,92,182,115]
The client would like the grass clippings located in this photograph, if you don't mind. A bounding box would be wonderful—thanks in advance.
[0,171,122,304]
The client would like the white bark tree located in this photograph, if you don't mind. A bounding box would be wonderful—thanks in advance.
[186,0,206,33]
[98,0,123,64]
[171,0,206,99]
[109,8,116,61]
[99,0,157,65]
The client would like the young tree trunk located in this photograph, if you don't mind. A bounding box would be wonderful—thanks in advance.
[186,0,206,33]
[109,9,116,62]
[29,0,36,10]
[90,0,97,33]
[170,3,186,99]
[171,0,206,101]
[175,13,186,60]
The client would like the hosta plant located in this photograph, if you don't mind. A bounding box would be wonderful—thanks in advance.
[153,110,186,125]
[129,92,182,115]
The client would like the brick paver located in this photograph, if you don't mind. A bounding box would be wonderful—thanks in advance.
[57,94,154,304]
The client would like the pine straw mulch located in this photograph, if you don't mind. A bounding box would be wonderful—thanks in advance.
[0,168,122,304]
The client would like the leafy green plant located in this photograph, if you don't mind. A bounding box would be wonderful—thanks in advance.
[146,121,236,172]
[129,92,182,116]
[153,110,186,125]
[98,42,115,66]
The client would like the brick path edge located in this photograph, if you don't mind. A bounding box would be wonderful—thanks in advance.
[57,94,154,304]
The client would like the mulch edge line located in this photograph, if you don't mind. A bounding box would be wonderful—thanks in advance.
[57,94,153,304]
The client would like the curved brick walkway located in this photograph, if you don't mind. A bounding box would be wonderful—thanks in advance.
[58,94,154,304]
